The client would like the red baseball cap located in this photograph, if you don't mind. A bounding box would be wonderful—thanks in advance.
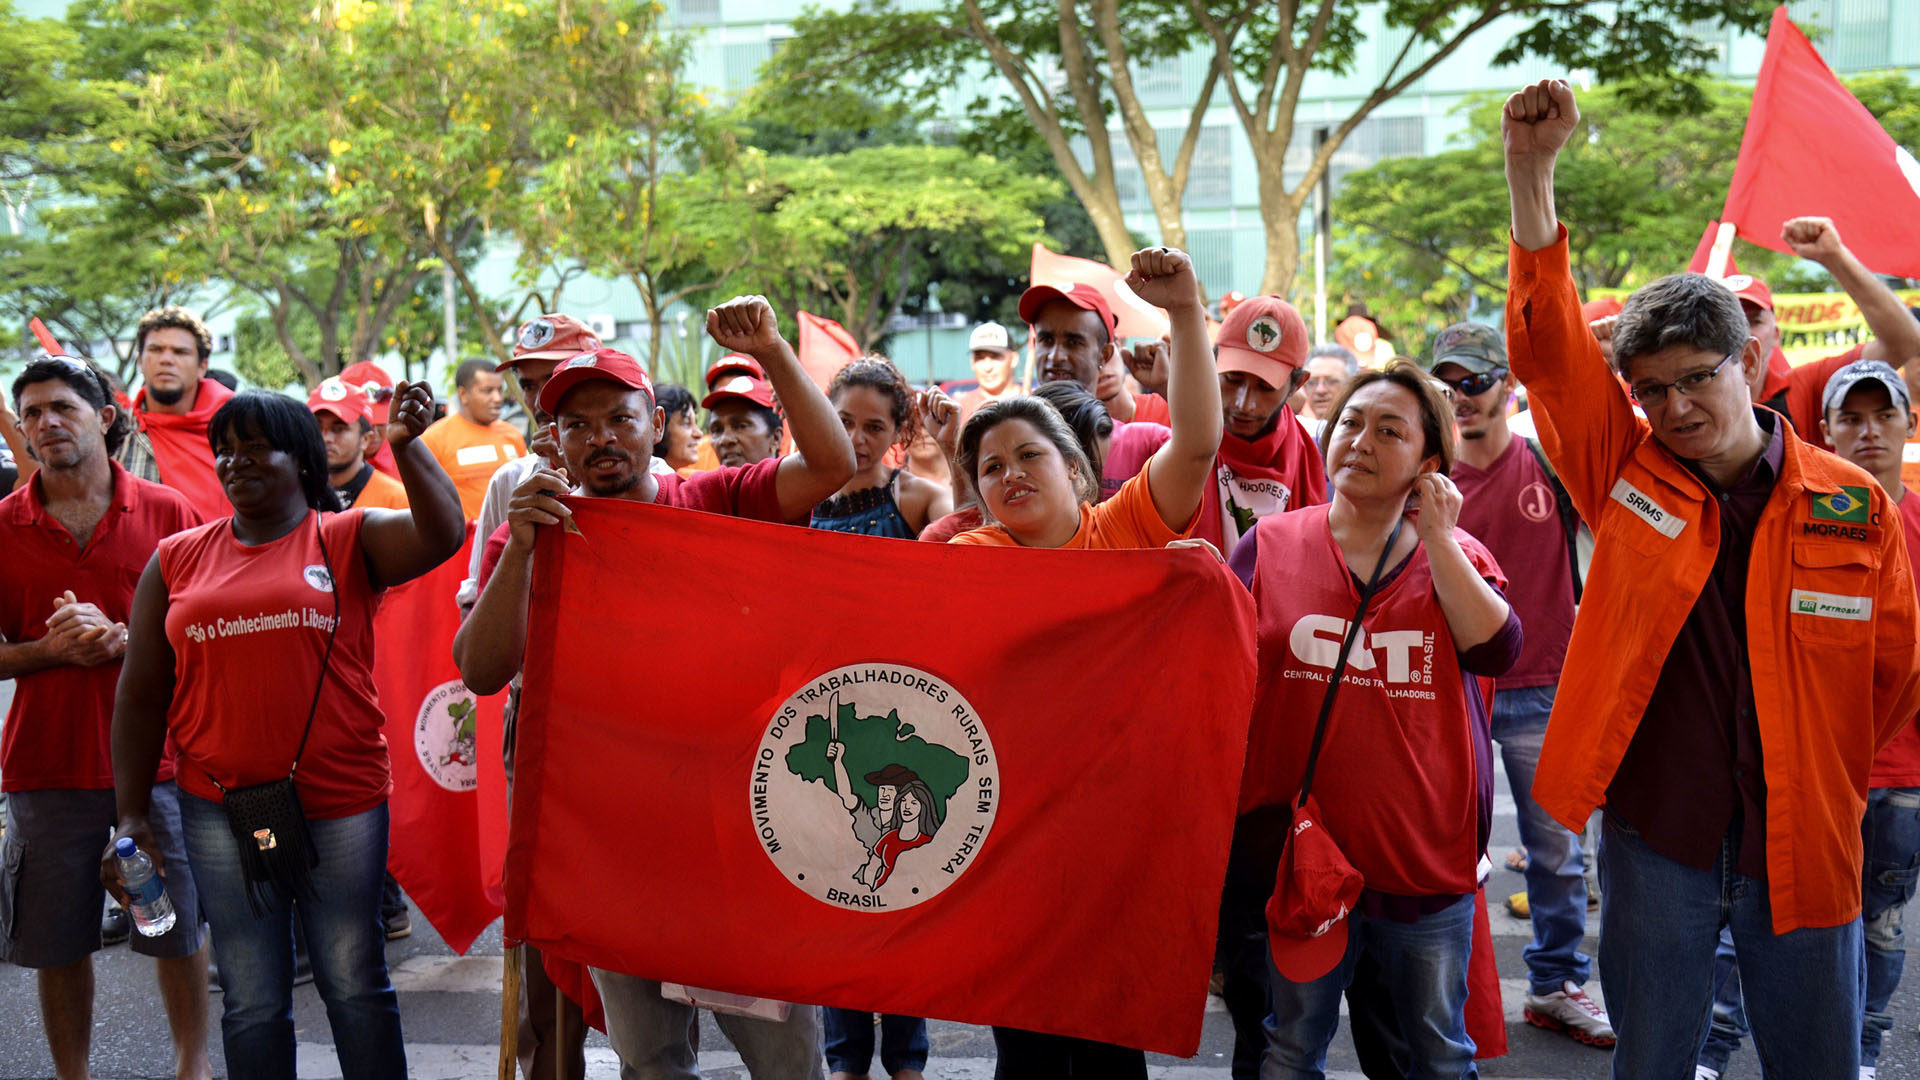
[508,313,603,368]
[1265,794,1363,984]
[1217,296,1309,389]
[537,348,657,416]
[338,361,394,424]
[307,377,373,428]
[1018,283,1117,339]
[705,353,765,388]
[1720,273,1773,313]
[701,372,776,411]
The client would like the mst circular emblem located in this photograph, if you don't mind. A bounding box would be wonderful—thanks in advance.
[752,663,998,912]
[301,564,334,593]
[1246,314,1284,352]
[413,680,480,792]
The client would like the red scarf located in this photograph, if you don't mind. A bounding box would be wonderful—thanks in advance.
[134,378,235,519]
[1194,413,1327,554]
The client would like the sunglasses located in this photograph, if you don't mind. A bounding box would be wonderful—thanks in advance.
[1435,368,1508,398]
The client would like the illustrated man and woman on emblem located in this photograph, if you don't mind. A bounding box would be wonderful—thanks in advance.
[824,743,944,891]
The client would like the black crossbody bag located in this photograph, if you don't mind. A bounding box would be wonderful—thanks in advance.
[207,513,340,914]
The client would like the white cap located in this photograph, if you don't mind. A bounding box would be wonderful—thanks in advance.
[969,322,1011,352]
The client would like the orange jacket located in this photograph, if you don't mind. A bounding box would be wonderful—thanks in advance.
[1508,230,1920,933]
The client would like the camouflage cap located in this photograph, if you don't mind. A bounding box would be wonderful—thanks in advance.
[1425,322,1507,375]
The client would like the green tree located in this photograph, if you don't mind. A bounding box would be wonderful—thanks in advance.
[757,0,1773,296]
[704,145,1058,348]
[1330,72,1920,350]
[77,0,553,382]
[512,0,757,376]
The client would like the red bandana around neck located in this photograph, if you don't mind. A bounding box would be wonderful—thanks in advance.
[135,378,235,519]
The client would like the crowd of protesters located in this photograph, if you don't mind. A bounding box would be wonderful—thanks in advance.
[2,76,1919,1080]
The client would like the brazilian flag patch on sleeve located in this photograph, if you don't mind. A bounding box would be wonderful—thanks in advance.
[1811,485,1871,523]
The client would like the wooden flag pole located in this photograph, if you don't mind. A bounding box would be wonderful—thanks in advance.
[497,945,522,1080]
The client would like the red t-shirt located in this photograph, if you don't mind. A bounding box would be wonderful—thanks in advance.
[1130,392,1172,426]
[1239,505,1502,897]
[1452,437,1577,688]
[1193,413,1328,557]
[477,458,785,586]
[1100,422,1170,502]
[919,505,984,544]
[0,464,201,791]
[159,509,391,817]
[1871,486,1920,787]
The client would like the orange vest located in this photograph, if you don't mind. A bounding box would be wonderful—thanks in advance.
[1507,232,1920,933]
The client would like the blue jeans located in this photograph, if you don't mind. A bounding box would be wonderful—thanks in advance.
[1261,892,1477,1079]
[1694,928,1748,1074]
[1491,683,1591,994]
[1600,813,1861,1079]
[1862,786,1920,1066]
[823,1008,928,1075]
[179,794,405,1080]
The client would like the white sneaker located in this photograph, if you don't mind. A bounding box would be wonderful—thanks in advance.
[1522,980,1617,1047]
[1695,1069,1720,1080]
[1860,1067,1875,1080]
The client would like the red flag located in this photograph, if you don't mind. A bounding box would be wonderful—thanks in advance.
[1030,243,1170,340]
[1723,6,1920,278]
[505,499,1254,1055]
[1684,220,1793,392]
[374,527,509,954]
[796,310,862,390]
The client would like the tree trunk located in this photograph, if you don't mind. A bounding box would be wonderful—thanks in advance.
[1255,164,1308,297]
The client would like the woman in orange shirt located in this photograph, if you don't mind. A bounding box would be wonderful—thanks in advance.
[947,247,1220,1079]
[949,247,1220,556]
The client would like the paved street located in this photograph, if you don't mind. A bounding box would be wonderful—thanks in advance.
[2,669,1916,1077]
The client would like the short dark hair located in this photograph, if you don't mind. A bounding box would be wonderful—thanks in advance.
[135,306,213,363]
[1315,359,1455,476]
[711,402,783,438]
[1611,274,1750,375]
[208,390,343,511]
[206,368,240,391]
[10,355,132,455]
[455,358,497,390]
[650,383,696,458]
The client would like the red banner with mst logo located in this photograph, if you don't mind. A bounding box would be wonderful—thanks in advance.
[503,498,1256,1055]
[373,526,509,955]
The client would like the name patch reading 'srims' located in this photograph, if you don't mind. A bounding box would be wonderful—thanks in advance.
[751,663,999,912]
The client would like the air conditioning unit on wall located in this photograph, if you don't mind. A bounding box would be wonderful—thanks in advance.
[586,314,616,340]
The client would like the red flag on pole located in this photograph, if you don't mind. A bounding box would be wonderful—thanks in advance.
[1685,220,1794,391]
[796,310,862,390]
[504,499,1254,1055]
[28,318,63,355]
[1030,243,1170,340]
[1722,5,1920,278]
[373,527,509,954]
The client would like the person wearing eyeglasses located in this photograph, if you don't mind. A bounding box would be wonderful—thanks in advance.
[1504,78,1920,1076]
[1424,321,1612,1050]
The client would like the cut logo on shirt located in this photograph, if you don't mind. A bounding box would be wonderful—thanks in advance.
[1790,588,1872,621]
[1608,478,1686,539]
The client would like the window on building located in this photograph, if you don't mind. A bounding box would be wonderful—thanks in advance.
[1828,0,1892,70]
[677,0,720,25]
[724,41,772,92]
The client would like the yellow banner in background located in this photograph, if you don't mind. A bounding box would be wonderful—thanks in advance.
[1591,288,1920,367]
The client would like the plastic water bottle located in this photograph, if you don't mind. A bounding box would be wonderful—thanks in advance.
[115,837,176,937]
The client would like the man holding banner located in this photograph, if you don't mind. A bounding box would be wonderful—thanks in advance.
[455,296,854,1078]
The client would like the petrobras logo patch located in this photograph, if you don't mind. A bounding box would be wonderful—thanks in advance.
[752,663,999,913]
